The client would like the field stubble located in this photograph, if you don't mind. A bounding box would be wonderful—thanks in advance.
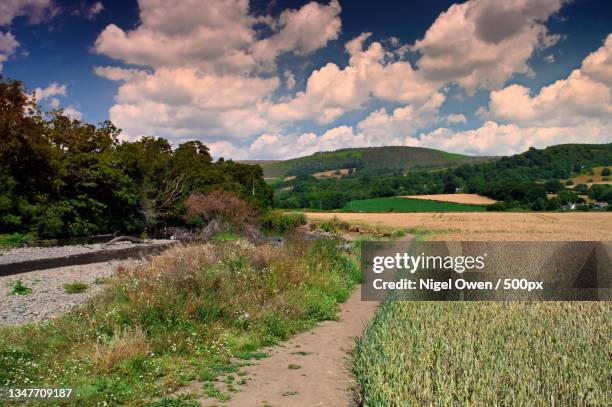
[308,212,612,240]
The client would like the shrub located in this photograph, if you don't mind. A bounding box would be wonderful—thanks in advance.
[93,326,148,374]
[63,282,88,294]
[0,233,29,248]
[184,191,258,235]
[602,167,611,176]
[10,280,32,295]
[258,210,306,234]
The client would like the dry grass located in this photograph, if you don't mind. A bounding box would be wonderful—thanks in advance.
[401,193,497,205]
[312,168,354,179]
[308,212,612,240]
[564,166,611,184]
[93,326,148,374]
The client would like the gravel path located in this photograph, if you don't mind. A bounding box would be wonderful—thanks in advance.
[0,239,173,265]
[0,260,139,325]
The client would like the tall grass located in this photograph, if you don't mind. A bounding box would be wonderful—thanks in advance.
[353,301,611,406]
[0,237,360,404]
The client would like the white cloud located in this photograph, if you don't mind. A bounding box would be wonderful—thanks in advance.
[267,37,440,125]
[93,66,148,82]
[356,93,445,143]
[33,82,67,100]
[106,67,279,142]
[85,1,104,19]
[249,126,362,159]
[413,121,611,156]
[581,34,612,86]
[0,0,55,26]
[62,105,83,120]
[0,32,18,72]
[412,0,566,94]
[409,35,612,157]
[488,34,612,127]
[250,0,341,70]
[445,113,467,124]
[94,0,341,74]
[283,70,296,89]
[0,0,56,71]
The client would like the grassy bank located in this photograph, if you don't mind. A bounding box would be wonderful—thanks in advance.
[353,301,611,406]
[343,197,487,212]
[0,238,360,405]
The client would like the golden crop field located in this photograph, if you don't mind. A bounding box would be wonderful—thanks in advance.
[308,212,612,240]
[401,193,497,205]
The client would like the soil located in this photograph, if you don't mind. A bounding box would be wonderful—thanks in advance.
[178,285,380,406]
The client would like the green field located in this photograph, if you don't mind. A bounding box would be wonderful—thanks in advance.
[354,301,611,405]
[343,197,487,212]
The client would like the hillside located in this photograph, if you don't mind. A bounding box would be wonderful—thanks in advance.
[274,143,612,211]
[253,146,492,178]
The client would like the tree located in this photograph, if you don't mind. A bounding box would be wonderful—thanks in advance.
[602,167,611,176]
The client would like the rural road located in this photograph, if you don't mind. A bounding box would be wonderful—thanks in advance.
[199,284,380,406]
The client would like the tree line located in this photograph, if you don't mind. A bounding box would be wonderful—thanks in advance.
[275,144,612,211]
[0,77,272,239]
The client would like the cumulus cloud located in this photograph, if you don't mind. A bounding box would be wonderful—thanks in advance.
[94,0,609,160]
[267,36,440,125]
[0,32,19,72]
[33,82,67,100]
[105,67,279,142]
[250,0,341,70]
[413,0,566,94]
[93,66,148,82]
[0,0,55,26]
[249,126,362,159]
[488,34,612,127]
[94,0,341,74]
[413,121,611,156]
[356,93,445,143]
[408,35,612,156]
[0,0,56,71]
[445,113,467,124]
[283,70,296,89]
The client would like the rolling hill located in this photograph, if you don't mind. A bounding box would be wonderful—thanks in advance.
[243,146,493,178]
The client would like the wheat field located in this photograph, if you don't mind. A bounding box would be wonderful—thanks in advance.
[308,212,612,240]
[401,193,497,205]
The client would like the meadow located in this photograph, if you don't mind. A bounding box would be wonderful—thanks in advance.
[342,197,487,213]
[0,238,360,405]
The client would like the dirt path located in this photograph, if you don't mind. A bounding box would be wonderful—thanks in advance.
[200,285,379,406]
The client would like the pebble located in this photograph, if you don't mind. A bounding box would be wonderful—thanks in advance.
[0,259,142,325]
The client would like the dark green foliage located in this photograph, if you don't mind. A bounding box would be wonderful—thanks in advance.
[258,210,306,234]
[275,144,612,211]
[0,77,272,238]
[601,167,611,176]
[10,280,32,295]
[343,197,486,212]
[258,146,488,178]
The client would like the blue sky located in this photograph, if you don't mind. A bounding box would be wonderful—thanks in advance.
[2,0,611,158]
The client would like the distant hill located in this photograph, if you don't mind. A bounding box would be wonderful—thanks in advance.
[248,146,492,178]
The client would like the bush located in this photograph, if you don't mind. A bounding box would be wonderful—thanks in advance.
[258,211,306,234]
[0,233,29,248]
[63,282,88,294]
[10,280,32,295]
[602,167,611,176]
[184,191,258,235]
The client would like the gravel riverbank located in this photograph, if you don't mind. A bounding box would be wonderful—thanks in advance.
[0,259,140,325]
[0,239,174,265]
